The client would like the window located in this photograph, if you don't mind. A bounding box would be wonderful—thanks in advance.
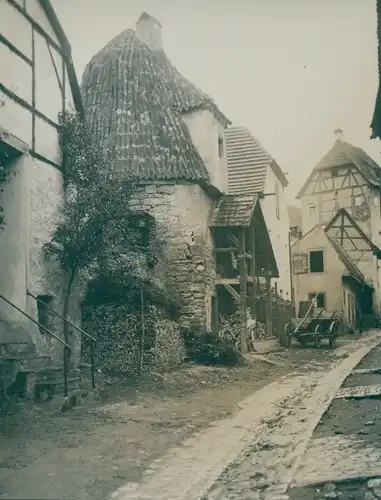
[309,250,324,273]
[308,292,326,308]
[331,167,340,177]
[275,181,280,219]
[309,204,316,215]
[355,195,364,207]
[218,136,224,158]
[37,295,54,334]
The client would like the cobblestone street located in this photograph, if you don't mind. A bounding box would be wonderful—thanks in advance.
[288,340,381,500]
[110,331,381,500]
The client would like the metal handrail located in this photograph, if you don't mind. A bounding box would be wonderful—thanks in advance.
[0,292,71,396]
[27,291,96,390]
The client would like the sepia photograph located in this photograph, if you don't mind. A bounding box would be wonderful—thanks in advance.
[1,0,381,499]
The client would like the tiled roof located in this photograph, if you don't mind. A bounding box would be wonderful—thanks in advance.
[81,26,230,182]
[225,126,288,196]
[209,195,258,227]
[325,233,367,285]
[297,139,381,198]
[210,194,279,277]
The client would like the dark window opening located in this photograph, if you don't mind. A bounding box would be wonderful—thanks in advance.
[331,167,340,177]
[308,292,326,308]
[309,250,324,273]
[218,136,224,158]
[37,295,54,334]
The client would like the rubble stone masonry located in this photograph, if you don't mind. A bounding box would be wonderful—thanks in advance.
[129,182,216,329]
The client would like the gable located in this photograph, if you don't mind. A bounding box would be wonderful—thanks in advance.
[325,208,381,257]
[297,140,381,199]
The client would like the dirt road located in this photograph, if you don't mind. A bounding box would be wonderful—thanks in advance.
[109,332,381,500]
[0,333,376,500]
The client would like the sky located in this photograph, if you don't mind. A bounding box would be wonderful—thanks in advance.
[53,0,381,203]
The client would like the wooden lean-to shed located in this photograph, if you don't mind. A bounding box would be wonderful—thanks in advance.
[210,194,278,352]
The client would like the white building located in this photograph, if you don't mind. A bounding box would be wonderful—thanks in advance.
[0,0,83,398]
[225,126,291,298]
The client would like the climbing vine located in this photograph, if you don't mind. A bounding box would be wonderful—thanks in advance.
[47,111,182,373]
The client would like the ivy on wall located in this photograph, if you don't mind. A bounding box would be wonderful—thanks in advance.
[47,111,182,374]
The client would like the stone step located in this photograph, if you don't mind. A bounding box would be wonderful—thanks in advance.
[0,342,35,358]
[36,376,80,394]
[17,356,52,372]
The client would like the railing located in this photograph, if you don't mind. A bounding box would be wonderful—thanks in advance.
[0,292,71,396]
[27,291,96,390]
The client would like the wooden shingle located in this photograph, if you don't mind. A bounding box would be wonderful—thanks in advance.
[225,126,288,196]
[81,28,230,183]
[209,195,258,227]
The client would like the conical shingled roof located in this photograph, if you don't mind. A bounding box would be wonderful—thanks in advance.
[81,26,230,182]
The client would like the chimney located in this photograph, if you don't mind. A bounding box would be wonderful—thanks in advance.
[135,12,162,50]
[334,128,344,142]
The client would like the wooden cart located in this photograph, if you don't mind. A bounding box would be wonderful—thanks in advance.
[281,297,338,348]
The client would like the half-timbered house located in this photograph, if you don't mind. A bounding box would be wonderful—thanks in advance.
[296,129,381,313]
[291,208,381,330]
[0,0,83,399]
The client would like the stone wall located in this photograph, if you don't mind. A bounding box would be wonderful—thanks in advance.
[129,182,216,329]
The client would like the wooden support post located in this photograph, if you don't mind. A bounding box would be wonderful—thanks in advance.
[211,292,219,335]
[250,224,257,321]
[139,285,145,376]
[274,281,279,338]
[265,275,272,337]
[239,228,248,354]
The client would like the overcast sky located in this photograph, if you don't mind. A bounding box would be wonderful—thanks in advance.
[53,0,381,202]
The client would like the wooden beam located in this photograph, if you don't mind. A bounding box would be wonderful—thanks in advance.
[228,234,240,248]
[265,276,272,337]
[250,224,257,320]
[239,228,248,354]
[215,247,238,253]
[217,276,253,285]
[211,294,219,334]
[223,284,240,303]
[217,278,239,285]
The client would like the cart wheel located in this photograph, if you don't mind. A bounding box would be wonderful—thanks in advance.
[329,321,338,348]
[314,325,321,348]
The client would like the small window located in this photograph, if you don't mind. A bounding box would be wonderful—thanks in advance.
[218,136,224,158]
[308,292,326,308]
[37,295,54,334]
[355,195,364,207]
[309,250,324,273]
[331,167,340,177]
[309,204,316,215]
